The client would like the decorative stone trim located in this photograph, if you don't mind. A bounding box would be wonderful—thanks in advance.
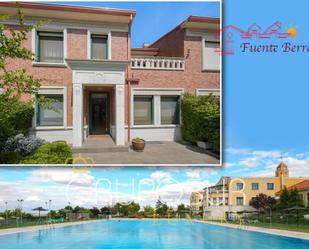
[131,57,185,70]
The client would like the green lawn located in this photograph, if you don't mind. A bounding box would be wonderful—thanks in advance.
[248,222,309,233]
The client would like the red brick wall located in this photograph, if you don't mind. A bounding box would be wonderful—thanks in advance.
[151,27,185,57]
[67,28,87,59]
[111,31,128,60]
[129,30,220,94]
[4,26,130,128]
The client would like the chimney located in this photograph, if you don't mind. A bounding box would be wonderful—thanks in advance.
[143,43,150,48]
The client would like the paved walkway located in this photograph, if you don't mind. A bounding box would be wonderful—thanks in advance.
[73,140,220,165]
[195,220,309,240]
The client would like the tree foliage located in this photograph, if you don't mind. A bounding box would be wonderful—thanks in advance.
[249,193,277,211]
[181,93,220,152]
[0,7,44,99]
[277,187,305,209]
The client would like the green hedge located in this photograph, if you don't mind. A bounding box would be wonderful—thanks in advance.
[0,96,34,147]
[21,141,73,164]
[0,151,22,164]
[181,93,220,152]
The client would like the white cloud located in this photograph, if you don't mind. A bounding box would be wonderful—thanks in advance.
[185,171,201,179]
[150,171,171,180]
[30,168,95,186]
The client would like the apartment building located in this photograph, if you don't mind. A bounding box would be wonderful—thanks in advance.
[0,2,220,147]
[202,162,309,220]
[190,191,204,215]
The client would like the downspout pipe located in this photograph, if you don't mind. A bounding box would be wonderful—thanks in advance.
[127,14,133,144]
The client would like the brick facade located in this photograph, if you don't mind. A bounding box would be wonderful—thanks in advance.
[1,2,220,145]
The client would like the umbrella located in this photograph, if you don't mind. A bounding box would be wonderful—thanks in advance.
[32,207,48,218]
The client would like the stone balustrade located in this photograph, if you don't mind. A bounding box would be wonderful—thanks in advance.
[131,57,185,70]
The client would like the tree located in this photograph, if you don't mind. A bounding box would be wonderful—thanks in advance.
[0,7,44,99]
[143,205,155,217]
[127,202,140,216]
[249,194,277,212]
[0,6,51,146]
[277,187,305,209]
[289,188,305,207]
[89,207,101,218]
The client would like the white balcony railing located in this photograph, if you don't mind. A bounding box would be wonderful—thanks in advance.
[131,57,185,71]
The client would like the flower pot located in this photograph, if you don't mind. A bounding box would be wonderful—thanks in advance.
[132,139,146,152]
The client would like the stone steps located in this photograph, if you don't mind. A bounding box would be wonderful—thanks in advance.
[73,136,129,154]
[73,146,129,153]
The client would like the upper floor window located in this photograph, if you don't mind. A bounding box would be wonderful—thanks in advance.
[267,183,274,190]
[37,31,64,63]
[160,96,180,125]
[236,182,244,190]
[252,183,259,190]
[36,94,64,126]
[91,35,108,59]
[203,40,220,71]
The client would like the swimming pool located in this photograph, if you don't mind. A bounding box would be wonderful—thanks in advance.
[0,220,308,249]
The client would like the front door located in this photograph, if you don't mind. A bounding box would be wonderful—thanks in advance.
[89,92,109,135]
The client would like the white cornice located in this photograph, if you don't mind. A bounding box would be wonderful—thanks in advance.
[5,16,129,33]
[66,59,130,71]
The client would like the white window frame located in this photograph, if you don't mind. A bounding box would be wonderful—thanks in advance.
[33,86,67,130]
[202,36,220,71]
[87,30,111,60]
[131,88,184,127]
[196,88,220,97]
[32,28,67,67]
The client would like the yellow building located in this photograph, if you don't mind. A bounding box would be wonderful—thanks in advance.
[202,162,308,220]
[190,191,204,215]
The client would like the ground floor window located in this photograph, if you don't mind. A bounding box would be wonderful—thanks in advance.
[36,94,64,126]
[134,96,153,125]
[236,197,244,206]
[161,96,180,124]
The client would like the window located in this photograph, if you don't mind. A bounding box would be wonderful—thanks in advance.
[203,40,220,71]
[160,96,180,124]
[36,94,64,126]
[236,183,244,190]
[91,35,108,59]
[37,32,63,63]
[134,96,153,125]
[252,183,259,190]
[236,197,244,206]
[267,183,274,190]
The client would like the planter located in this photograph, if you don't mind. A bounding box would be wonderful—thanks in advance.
[132,138,146,152]
[197,141,213,150]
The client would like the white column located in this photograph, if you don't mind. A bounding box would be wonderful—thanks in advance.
[115,84,125,145]
[154,95,161,125]
[73,84,84,147]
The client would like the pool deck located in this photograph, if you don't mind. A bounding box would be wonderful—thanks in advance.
[0,218,308,241]
[0,219,105,236]
[195,220,309,241]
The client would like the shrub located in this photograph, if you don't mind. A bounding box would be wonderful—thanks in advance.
[0,151,22,164]
[3,134,46,156]
[181,93,220,152]
[21,141,73,164]
[0,96,34,148]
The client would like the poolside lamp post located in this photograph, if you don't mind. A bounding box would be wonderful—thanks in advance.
[5,201,8,225]
[17,199,24,225]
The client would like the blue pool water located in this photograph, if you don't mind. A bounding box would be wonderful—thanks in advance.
[0,220,308,249]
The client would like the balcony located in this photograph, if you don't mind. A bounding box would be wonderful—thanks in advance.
[131,57,185,71]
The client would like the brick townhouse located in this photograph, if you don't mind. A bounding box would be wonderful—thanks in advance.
[0,2,220,147]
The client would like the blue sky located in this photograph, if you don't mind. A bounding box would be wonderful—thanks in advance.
[51,1,220,47]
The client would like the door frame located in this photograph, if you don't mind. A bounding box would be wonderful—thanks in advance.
[89,91,110,135]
